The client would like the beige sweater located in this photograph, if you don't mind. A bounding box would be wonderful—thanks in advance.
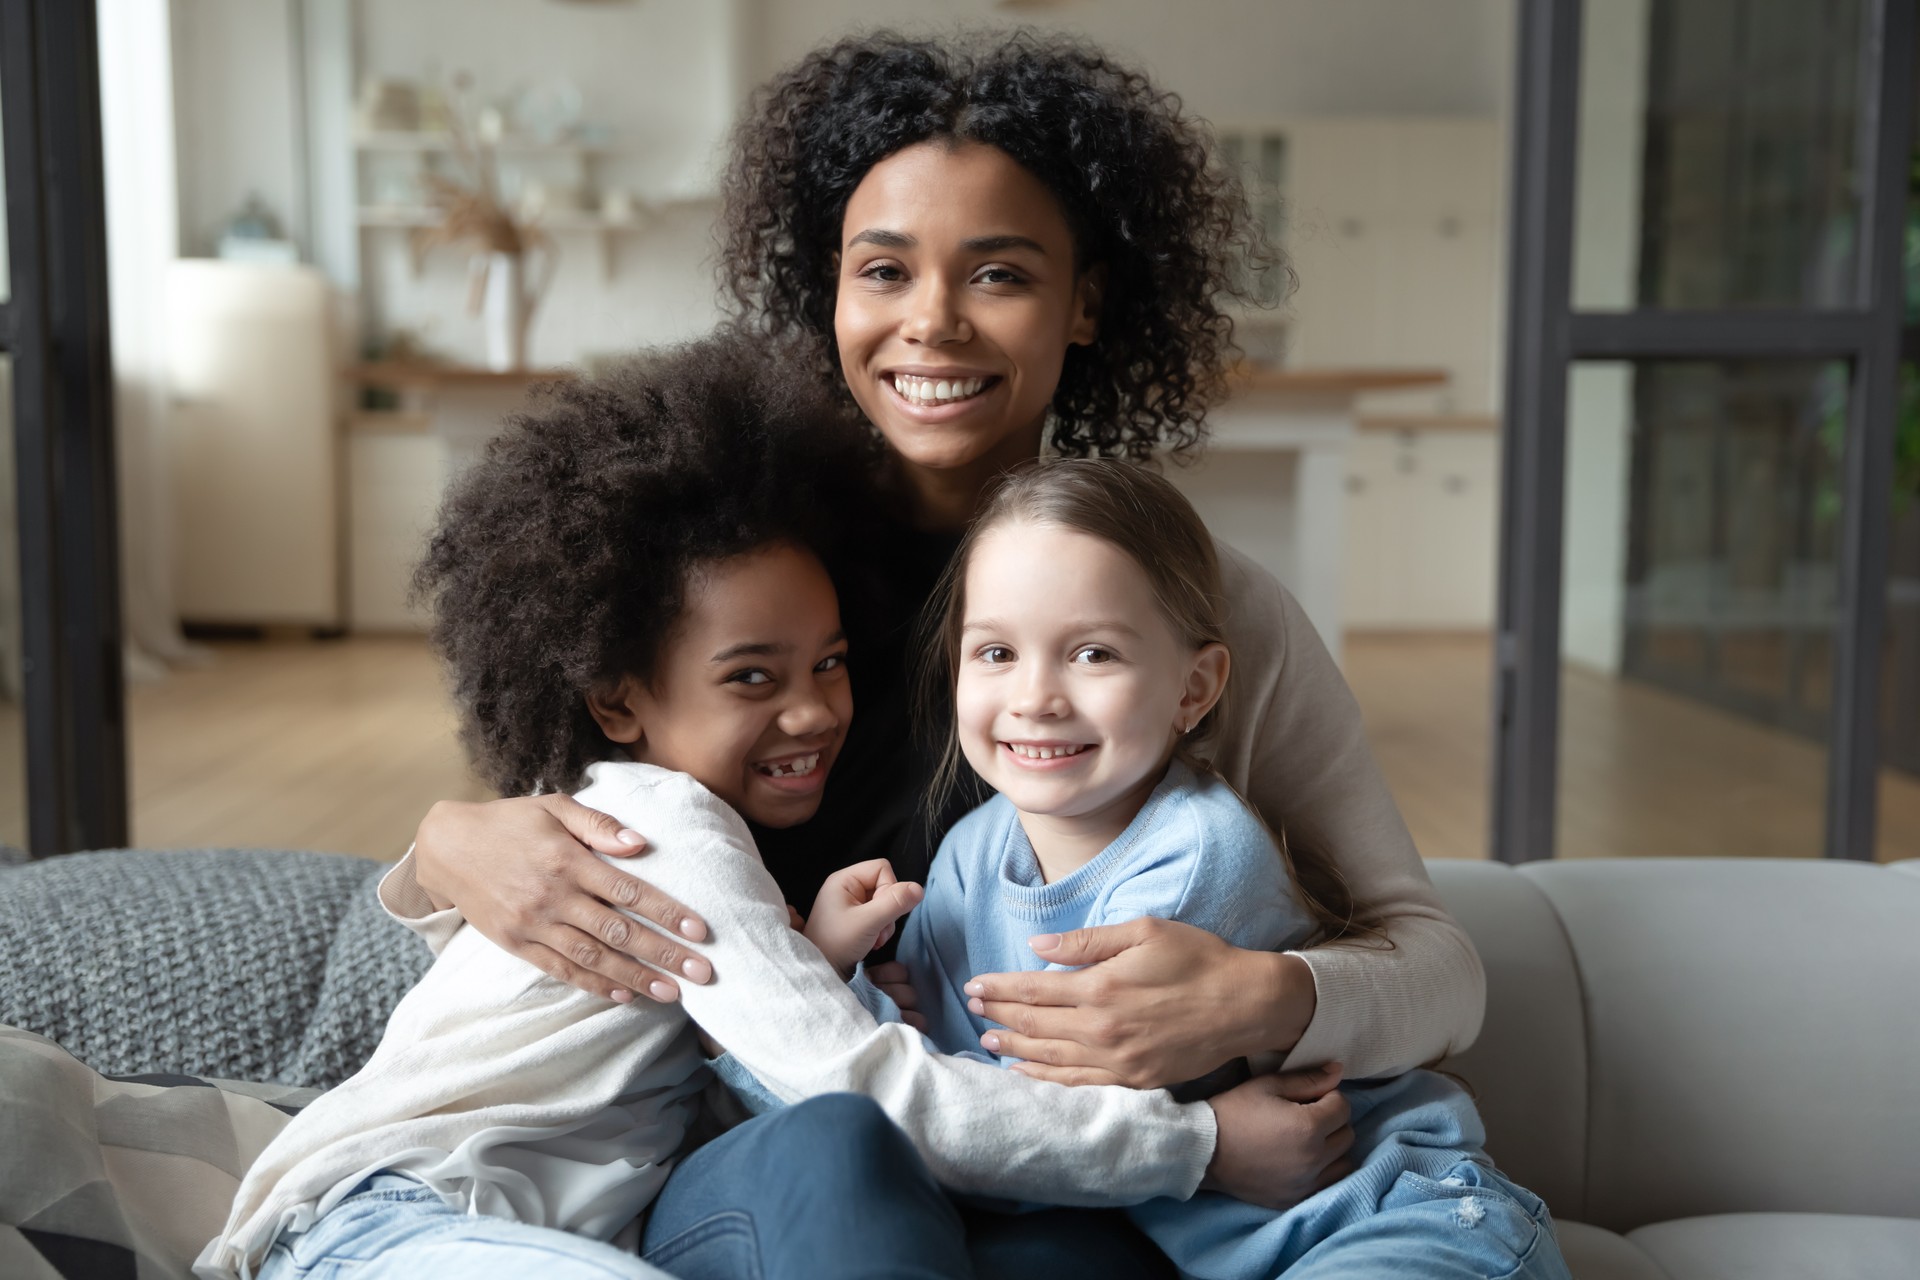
[383,542,1483,1079]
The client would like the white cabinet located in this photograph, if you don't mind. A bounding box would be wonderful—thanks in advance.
[1277,117,1506,419]
[1343,427,1501,630]
[166,261,340,627]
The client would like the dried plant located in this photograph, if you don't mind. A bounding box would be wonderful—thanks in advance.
[409,73,555,313]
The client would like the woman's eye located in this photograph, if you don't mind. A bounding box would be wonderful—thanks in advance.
[815,653,847,673]
[727,669,773,686]
[1073,646,1115,665]
[858,262,906,283]
[977,644,1014,665]
[975,266,1023,285]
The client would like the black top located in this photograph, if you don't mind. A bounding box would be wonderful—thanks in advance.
[746,514,986,910]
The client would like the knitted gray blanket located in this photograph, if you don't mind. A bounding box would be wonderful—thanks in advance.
[0,849,431,1088]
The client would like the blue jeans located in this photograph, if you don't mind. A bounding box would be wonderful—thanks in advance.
[260,1094,970,1280]
[955,1074,1569,1280]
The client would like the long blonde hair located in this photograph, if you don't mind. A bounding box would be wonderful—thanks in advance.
[920,458,1370,947]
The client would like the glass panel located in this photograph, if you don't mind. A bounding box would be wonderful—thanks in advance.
[0,354,24,851]
[1574,0,1863,311]
[1560,360,1843,856]
[1878,363,1920,860]
[0,67,11,303]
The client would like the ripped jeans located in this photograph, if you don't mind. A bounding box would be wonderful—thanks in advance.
[1129,1071,1573,1280]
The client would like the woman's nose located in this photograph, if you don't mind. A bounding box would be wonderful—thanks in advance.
[900,276,970,345]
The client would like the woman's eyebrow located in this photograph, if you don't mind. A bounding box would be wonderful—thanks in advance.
[960,234,1047,255]
[847,228,914,249]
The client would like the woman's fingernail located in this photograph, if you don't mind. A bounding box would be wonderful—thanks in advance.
[968,997,985,1015]
[617,829,644,847]
[981,1033,1001,1052]
[964,980,985,996]
[1029,934,1061,950]
[682,957,710,981]
[610,988,633,1004]
[649,980,678,1002]
[679,918,707,941]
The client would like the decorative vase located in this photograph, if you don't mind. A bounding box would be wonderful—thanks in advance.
[482,251,528,371]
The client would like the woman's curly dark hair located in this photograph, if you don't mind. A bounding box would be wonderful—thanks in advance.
[413,330,879,797]
[719,29,1282,460]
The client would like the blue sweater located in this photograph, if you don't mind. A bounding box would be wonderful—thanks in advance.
[898,759,1315,1071]
[713,759,1499,1279]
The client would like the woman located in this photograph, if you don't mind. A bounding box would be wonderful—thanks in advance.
[387,31,1488,1277]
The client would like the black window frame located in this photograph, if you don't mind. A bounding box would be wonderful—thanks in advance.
[0,0,129,855]
[1493,0,1916,862]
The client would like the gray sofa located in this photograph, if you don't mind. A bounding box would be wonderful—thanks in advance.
[1432,857,1920,1279]
[3,850,1917,1278]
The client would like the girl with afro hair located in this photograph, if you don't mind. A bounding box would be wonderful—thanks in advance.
[386,30,1517,1279]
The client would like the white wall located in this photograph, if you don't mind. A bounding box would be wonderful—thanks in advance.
[170,0,306,257]
[757,0,1513,119]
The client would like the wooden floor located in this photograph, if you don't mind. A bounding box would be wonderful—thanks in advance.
[1344,631,1920,862]
[1,633,1914,864]
[121,637,488,860]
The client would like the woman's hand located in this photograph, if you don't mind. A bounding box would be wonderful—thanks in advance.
[1203,1064,1354,1210]
[964,916,1318,1088]
[413,794,713,1004]
[804,859,923,979]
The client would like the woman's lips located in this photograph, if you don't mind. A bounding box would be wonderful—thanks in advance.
[883,373,1001,422]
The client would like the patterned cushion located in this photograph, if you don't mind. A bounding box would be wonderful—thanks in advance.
[0,849,430,1089]
[0,1024,309,1279]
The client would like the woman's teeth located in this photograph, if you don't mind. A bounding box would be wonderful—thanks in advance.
[1007,743,1087,760]
[758,753,820,778]
[892,373,987,405]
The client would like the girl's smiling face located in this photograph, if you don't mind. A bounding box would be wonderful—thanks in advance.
[954,520,1227,864]
[834,142,1101,524]
[587,542,852,829]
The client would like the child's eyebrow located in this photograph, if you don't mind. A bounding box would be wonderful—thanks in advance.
[709,630,845,664]
[960,619,1141,638]
[710,641,793,663]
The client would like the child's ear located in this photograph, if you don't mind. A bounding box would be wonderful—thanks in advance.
[1069,263,1107,347]
[586,676,647,745]
[1176,643,1230,735]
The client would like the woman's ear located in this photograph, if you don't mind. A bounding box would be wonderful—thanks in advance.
[1176,643,1230,734]
[1069,263,1107,347]
[586,676,647,745]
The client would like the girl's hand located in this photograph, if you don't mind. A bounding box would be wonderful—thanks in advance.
[863,960,930,1032]
[1203,1064,1355,1210]
[804,859,924,979]
[966,916,1317,1088]
[413,794,713,1004]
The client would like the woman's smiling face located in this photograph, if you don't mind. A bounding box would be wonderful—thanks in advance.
[834,142,1100,511]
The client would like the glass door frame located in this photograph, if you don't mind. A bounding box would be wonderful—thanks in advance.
[0,0,128,855]
[1493,0,1915,862]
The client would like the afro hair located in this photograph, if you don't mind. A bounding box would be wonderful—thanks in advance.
[413,329,881,796]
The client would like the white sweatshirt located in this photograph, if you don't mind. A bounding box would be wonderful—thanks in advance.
[196,762,1216,1279]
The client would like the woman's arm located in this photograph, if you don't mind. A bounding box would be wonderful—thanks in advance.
[386,793,714,1001]
[964,546,1486,1084]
